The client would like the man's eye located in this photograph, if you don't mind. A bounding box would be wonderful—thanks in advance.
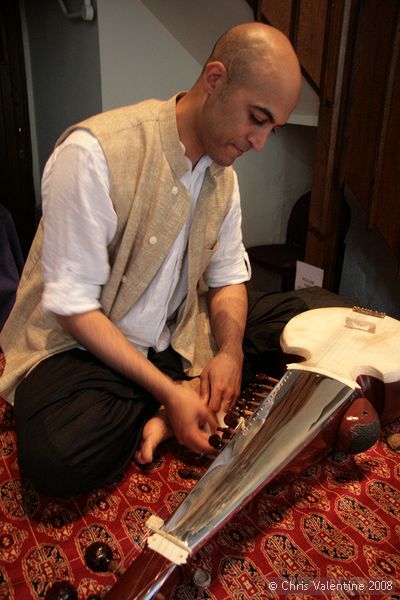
[250,114,266,126]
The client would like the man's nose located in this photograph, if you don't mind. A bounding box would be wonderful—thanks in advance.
[248,127,271,152]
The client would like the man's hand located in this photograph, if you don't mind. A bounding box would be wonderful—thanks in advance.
[205,283,248,413]
[164,381,218,454]
[199,349,243,413]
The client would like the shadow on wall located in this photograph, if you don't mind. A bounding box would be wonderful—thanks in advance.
[339,189,400,319]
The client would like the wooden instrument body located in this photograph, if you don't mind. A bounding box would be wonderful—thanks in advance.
[103,548,179,600]
[281,306,400,424]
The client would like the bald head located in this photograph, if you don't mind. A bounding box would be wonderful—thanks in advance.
[178,23,302,166]
[205,22,301,104]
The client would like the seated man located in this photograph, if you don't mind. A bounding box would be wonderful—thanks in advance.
[0,22,302,497]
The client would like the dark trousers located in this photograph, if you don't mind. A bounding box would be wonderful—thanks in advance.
[13,290,306,497]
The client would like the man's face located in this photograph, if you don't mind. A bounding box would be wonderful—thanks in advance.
[198,65,299,167]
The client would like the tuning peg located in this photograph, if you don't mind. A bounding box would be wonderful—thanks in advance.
[243,387,267,399]
[236,396,261,410]
[209,426,236,449]
[255,374,279,386]
[235,406,254,418]
[209,381,275,452]
[223,410,239,428]
[209,433,224,449]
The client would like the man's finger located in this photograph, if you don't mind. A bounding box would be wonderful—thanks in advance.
[204,407,219,431]
[194,429,218,455]
[208,384,223,412]
[182,427,216,455]
[220,395,234,415]
[209,384,237,413]
[199,373,210,404]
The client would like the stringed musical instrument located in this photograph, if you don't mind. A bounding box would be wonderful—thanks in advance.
[100,306,400,599]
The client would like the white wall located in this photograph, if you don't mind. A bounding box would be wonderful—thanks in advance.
[21,0,102,182]
[97,0,200,109]
[96,0,316,247]
[236,124,316,247]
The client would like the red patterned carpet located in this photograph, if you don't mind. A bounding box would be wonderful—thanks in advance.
[0,353,400,599]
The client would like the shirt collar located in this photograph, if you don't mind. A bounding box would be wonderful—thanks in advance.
[179,141,212,175]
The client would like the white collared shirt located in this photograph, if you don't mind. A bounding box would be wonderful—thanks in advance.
[41,130,250,355]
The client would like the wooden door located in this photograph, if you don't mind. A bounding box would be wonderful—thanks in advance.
[338,0,400,256]
[258,0,328,91]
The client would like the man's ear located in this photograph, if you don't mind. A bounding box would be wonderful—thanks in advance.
[202,61,228,94]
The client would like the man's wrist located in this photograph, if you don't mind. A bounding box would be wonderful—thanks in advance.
[218,344,244,360]
[152,377,180,408]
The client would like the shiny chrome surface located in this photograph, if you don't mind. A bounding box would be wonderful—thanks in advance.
[163,369,353,552]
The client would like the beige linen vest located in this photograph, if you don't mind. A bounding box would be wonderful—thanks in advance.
[0,95,234,403]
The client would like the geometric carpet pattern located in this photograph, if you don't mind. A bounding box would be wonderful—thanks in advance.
[0,353,399,598]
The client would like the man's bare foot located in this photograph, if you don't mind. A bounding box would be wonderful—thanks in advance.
[135,409,173,465]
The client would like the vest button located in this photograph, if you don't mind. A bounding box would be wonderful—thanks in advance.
[121,275,127,283]
[149,236,157,245]
[172,186,179,195]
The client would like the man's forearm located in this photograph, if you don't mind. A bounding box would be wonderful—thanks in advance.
[200,283,248,409]
[55,309,218,455]
[208,283,248,355]
[55,309,177,405]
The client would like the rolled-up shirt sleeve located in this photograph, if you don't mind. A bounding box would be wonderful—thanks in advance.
[204,172,251,288]
[41,130,117,316]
